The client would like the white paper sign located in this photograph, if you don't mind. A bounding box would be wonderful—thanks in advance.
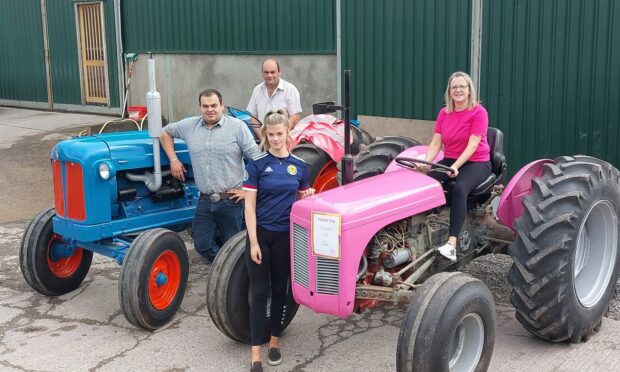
[312,212,341,259]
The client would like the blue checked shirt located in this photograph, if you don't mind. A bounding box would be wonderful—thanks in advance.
[164,115,260,194]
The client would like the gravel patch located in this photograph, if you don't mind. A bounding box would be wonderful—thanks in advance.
[463,253,620,321]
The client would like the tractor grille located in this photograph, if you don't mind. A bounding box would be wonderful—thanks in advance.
[316,257,339,294]
[51,160,65,217]
[292,223,309,289]
[51,160,86,221]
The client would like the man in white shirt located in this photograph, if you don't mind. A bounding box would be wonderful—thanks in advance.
[246,59,302,135]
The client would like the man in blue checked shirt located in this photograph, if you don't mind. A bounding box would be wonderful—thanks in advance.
[161,88,260,263]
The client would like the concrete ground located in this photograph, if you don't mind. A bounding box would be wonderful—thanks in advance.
[1,107,619,371]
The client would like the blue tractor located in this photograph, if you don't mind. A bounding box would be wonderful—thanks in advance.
[20,58,199,330]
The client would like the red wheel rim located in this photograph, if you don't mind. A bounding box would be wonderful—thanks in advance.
[312,160,339,192]
[149,250,181,310]
[47,234,83,278]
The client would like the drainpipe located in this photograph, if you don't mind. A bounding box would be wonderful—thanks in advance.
[40,0,53,110]
[470,0,483,93]
[114,0,125,116]
[336,0,342,104]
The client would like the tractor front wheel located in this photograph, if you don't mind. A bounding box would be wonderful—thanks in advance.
[20,208,92,296]
[508,155,620,342]
[396,272,495,372]
[206,230,299,344]
[118,228,189,330]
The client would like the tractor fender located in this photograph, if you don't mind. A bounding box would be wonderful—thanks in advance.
[496,159,553,230]
[385,145,444,174]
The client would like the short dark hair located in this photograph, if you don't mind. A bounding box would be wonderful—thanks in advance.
[198,89,223,104]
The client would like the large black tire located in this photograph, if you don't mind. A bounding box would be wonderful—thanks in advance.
[508,155,620,342]
[397,272,495,372]
[347,136,422,182]
[206,230,299,344]
[118,228,189,330]
[291,143,331,186]
[20,208,93,296]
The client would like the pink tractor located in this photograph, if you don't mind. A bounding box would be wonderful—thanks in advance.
[207,119,620,371]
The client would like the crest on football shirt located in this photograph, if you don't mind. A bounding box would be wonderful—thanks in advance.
[287,165,297,175]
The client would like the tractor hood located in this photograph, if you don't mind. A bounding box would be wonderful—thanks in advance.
[51,135,110,165]
[292,169,446,231]
[93,131,189,170]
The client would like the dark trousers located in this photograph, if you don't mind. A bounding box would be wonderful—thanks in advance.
[245,225,291,346]
[193,198,244,262]
[429,158,491,237]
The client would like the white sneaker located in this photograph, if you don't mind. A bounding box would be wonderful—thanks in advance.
[437,242,457,261]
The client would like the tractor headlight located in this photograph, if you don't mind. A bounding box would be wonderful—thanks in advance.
[99,163,111,180]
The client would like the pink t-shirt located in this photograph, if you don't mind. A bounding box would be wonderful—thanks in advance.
[434,104,490,162]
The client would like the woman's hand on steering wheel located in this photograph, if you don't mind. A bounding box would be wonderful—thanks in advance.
[447,166,459,178]
[395,157,456,176]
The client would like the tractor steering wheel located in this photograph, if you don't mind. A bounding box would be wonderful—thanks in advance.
[395,157,455,175]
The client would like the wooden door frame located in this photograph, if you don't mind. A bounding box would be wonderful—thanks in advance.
[74,1,110,106]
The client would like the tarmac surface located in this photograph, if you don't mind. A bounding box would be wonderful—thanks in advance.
[1,107,619,371]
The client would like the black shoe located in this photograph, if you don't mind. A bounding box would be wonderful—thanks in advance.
[250,361,263,372]
[268,347,282,366]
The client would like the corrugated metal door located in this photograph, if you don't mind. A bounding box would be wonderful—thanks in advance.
[77,3,109,105]
[341,0,471,120]
[0,0,47,103]
[481,0,620,174]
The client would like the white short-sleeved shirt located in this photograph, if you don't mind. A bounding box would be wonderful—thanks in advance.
[246,78,302,123]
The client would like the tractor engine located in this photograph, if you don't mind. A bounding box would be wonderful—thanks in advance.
[362,211,449,287]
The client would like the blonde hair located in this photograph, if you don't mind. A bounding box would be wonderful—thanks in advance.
[444,71,478,113]
[259,109,291,151]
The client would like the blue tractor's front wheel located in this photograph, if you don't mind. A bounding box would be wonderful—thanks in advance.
[118,228,189,330]
[20,208,93,296]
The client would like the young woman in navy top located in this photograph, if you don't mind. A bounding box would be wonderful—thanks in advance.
[243,110,314,371]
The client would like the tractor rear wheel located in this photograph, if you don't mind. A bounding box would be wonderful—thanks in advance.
[206,230,299,344]
[292,143,339,192]
[508,155,620,342]
[396,272,495,372]
[20,208,93,296]
[119,228,189,330]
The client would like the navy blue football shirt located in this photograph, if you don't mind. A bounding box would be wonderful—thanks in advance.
[243,152,310,232]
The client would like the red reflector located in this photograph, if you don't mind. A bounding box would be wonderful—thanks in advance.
[65,162,86,221]
[51,160,65,217]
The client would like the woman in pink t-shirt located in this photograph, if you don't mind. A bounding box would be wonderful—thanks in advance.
[424,71,491,260]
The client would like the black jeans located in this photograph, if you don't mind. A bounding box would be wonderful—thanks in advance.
[245,225,291,346]
[429,158,491,237]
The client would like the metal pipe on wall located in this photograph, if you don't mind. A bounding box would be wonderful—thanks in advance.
[470,0,483,93]
[40,0,53,110]
[114,0,125,117]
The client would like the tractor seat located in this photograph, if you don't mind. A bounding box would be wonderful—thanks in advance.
[444,127,506,198]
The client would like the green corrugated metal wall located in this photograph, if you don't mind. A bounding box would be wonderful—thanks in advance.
[341,0,471,120]
[122,0,336,54]
[481,0,620,174]
[0,0,48,102]
[47,0,119,106]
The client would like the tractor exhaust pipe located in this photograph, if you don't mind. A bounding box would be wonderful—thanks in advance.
[143,54,163,191]
[341,70,353,185]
